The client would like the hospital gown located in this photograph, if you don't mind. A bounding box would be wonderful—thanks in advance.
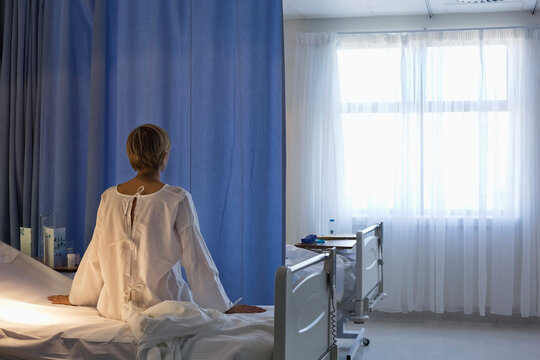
[69,185,232,320]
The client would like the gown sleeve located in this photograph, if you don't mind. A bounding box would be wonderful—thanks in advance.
[69,203,104,306]
[175,192,232,312]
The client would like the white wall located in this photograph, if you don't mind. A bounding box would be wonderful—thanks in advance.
[284,11,540,243]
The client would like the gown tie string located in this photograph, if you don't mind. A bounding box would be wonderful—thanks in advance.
[122,186,145,233]
[124,283,146,302]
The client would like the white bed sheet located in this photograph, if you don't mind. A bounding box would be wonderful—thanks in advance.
[126,301,273,360]
[0,241,135,359]
[0,242,273,360]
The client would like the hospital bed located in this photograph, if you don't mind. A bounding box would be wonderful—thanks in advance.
[0,240,338,360]
[290,223,386,360]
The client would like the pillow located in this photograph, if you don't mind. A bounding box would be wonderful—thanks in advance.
[0,241,19,264]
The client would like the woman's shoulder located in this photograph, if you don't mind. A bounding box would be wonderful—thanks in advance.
[162,185,190,200]
[99,184,191,203]
[101,185,118,197]
[95,186,120,205]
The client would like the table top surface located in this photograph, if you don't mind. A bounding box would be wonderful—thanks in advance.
[53,265,78,272]
[33,257,78,272]
[316,234,356,240]
[295,238,357,249]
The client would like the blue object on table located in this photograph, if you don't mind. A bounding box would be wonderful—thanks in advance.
[315,239,326,244]
[301,234,317,244]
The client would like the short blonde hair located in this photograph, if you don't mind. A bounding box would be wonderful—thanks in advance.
[126,124,171,172]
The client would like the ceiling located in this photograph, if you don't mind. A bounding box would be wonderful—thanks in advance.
[283,0,539,19]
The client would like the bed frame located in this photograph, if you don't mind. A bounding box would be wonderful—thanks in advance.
[339,222,386,360]
[274,248,339,360]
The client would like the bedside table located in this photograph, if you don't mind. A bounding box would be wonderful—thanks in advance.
[295,234,357,250]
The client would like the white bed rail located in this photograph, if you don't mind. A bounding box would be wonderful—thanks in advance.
[339,222,386,360]
[289,252,330,273]
[274,248,339,360]
[350,222,386,323]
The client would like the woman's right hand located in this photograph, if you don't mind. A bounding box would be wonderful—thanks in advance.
[225,304,266,314]
[48,295,72,306]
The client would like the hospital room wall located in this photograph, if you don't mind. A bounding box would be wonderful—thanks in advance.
[284,11,540,244]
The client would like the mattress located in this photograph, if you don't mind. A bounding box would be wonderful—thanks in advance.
[0,241,273,360]
[0,241,136,359]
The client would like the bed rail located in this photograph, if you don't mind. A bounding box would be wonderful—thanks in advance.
[274,248,338,360]
[338,222,386,360]
[289,252,329,273]
[349,222,385,323]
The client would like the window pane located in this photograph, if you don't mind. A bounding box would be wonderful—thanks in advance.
[426,45,507,102]
[423,112,509,212]
[423,112,480,211]
[339,42,510,214]
[485,111,511,211]
[485,46,507,101]
[426,46,481,101]
[342,113,401,210]
[337,48,401,103]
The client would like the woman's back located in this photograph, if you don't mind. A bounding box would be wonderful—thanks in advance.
[69,185,231,320]
[52,124,262,317]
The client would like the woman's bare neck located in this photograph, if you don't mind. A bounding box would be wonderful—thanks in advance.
[117,171,165,195]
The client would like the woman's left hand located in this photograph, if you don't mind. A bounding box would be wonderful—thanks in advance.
[225,304,266,314]
[48,295,72,306]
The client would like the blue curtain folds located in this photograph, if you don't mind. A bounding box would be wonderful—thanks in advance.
[38,0,94,258]
[0,0,284,305]
[191,1,284,304]
[0,0,46,254]
[83,0,193,253]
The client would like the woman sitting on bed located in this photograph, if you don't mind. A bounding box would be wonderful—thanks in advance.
[49,124,264,320]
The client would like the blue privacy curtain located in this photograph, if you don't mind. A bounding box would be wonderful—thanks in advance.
[0,0,42,251]
[0,0,72,254]
[190,1,284,304]
[0,0,93,257]
[38,0,94,259]
[0,0,284,305]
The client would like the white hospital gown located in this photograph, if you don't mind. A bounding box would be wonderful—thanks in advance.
[69,185,232,320]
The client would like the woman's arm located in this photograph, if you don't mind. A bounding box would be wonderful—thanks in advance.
[50,199,105,307]
[176,192,265,314]
[68,236,104,306]
[175,193,231,312]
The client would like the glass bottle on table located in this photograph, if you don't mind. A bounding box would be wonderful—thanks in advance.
[328,218,335,236]
[39,213,57,262]
[67,248,75,268]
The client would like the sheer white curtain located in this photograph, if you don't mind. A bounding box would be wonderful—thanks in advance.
[338,29,540,316]
[286,33,351,244]
[289,28,540,316]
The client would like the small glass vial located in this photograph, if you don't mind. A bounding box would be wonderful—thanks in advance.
[67,248,75,268]
[328,218,335,236]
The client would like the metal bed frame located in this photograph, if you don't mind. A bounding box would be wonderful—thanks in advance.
[274,248,339,360]
[338,222,386,360]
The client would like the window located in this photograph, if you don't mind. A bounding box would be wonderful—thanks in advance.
[337,42,509,215]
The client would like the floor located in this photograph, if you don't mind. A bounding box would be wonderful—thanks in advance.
[338,311,540,360]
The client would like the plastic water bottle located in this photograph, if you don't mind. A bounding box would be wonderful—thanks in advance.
[328,219,335,236]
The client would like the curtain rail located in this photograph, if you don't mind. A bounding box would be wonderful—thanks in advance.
[337,25,540,35]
